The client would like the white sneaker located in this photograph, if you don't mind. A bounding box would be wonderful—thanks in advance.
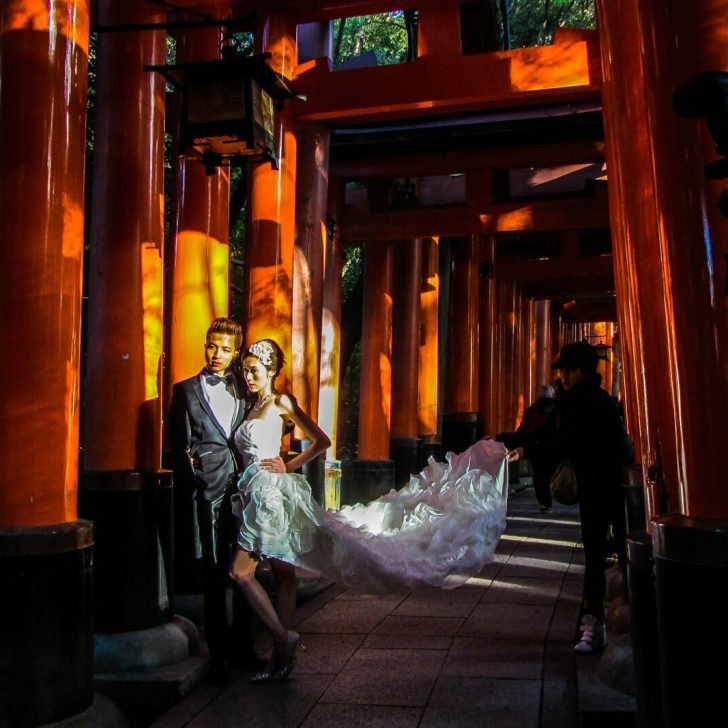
[574,615,606,654]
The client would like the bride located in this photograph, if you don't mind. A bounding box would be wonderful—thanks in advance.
[229,338,508,683]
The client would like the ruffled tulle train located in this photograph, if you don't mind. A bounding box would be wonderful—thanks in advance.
[232,438,508,593]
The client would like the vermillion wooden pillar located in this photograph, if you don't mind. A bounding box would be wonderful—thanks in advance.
[418,0,461,58]
[81,0,173,638]
[167,21,231,594]
[598,0,698,517]
[0,2,94,724]
[347,242,395,503]
[635,0,728,519]
[318,181,344,459]
[497,280,519,432]
[599,2,728,724]
[478,236,498,436]
[418,237,441,453]
[358,241,394,458]
[443,236,480,452]
[243,13,298,392]
[549,304,561,366]
[294,22,330,432]
[521,294,536,415]
[293,122,330,423]
[169,23,230,389]
[391,239,423,483]
[85,2,165,473]
[534,300,553,392]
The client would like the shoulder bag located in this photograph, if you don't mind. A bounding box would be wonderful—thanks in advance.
[549,458,579,505]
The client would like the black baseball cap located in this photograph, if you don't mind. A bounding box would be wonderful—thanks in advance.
[550,340,599,373]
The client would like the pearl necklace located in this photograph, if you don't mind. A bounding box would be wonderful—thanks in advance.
[253,393,272,411]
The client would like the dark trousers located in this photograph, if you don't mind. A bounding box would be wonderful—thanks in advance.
[531,459,554,509]
[196,485,254,665]
[578,484,627,621]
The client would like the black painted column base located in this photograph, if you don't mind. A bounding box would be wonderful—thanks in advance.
[390,437,422,487]
[627,530,663,728]
[419,437,444,469]
[79,470,174,633]
[0,520,94,727]
[652,514,728,728]
[79,470,206,720]
[341,460,395,506]
[442,412,481,456]
[623,465,647,535]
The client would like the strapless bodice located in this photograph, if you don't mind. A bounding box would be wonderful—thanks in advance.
[234,416,282,466]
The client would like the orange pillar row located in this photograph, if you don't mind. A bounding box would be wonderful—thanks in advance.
[443,236,481,452]
[244,13,298,392]
[292,122,330,423]
[418,237,440,441]
[0,3,95,723]
[169,23,231,389]
[358,242,394,461]
[478,236,498,437]
[0,0,89,527]
[318,181,344,459]
[391,239,423,482]
[84,1,166,472]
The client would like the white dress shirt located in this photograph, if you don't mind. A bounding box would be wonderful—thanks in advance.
[199,370,239,438]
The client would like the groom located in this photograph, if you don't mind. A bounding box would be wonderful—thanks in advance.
[169,317,257,683]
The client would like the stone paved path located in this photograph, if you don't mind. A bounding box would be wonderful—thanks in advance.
[153,489,587,728]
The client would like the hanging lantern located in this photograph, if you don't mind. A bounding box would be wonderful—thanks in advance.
[147,52,297,171]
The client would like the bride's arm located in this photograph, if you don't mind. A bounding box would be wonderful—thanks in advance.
[277,394,331,473]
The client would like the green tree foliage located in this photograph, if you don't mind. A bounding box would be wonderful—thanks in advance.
[332,11,412,67]
[508,0,596,48]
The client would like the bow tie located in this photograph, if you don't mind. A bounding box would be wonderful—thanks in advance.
[206,373,234,388]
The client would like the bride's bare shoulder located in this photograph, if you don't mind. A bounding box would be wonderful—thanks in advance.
[275,392,297,415]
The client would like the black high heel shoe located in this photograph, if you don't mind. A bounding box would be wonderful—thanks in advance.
[249,653,279,684]
[274,631,300,681]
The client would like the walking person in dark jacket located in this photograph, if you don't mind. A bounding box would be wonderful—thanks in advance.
[507,340,631,654]
[495,383,560,511]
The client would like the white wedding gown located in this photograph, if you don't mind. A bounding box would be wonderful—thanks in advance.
[231,413,508,593]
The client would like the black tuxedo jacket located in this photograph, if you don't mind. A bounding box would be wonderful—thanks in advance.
[169,373,248,502]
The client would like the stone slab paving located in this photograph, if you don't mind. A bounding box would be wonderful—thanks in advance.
[152,489,632,728]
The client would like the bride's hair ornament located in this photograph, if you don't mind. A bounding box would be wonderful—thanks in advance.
[246,339,285,377]
[248,340,275,367]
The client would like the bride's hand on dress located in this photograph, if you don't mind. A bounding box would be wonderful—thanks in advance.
[260,456,287,474]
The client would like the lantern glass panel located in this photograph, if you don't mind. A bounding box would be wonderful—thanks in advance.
[187,76,247,124]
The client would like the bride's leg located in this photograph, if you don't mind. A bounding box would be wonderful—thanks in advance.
[269,558,297,630]
[229,548,287,643]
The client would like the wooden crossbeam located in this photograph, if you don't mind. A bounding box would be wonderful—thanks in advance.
[331,141,605,179]
[341,197,610,240]
[496,254,613,282]
[293,31,601,124]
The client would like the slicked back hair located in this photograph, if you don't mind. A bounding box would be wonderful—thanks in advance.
[206,317,243,352]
